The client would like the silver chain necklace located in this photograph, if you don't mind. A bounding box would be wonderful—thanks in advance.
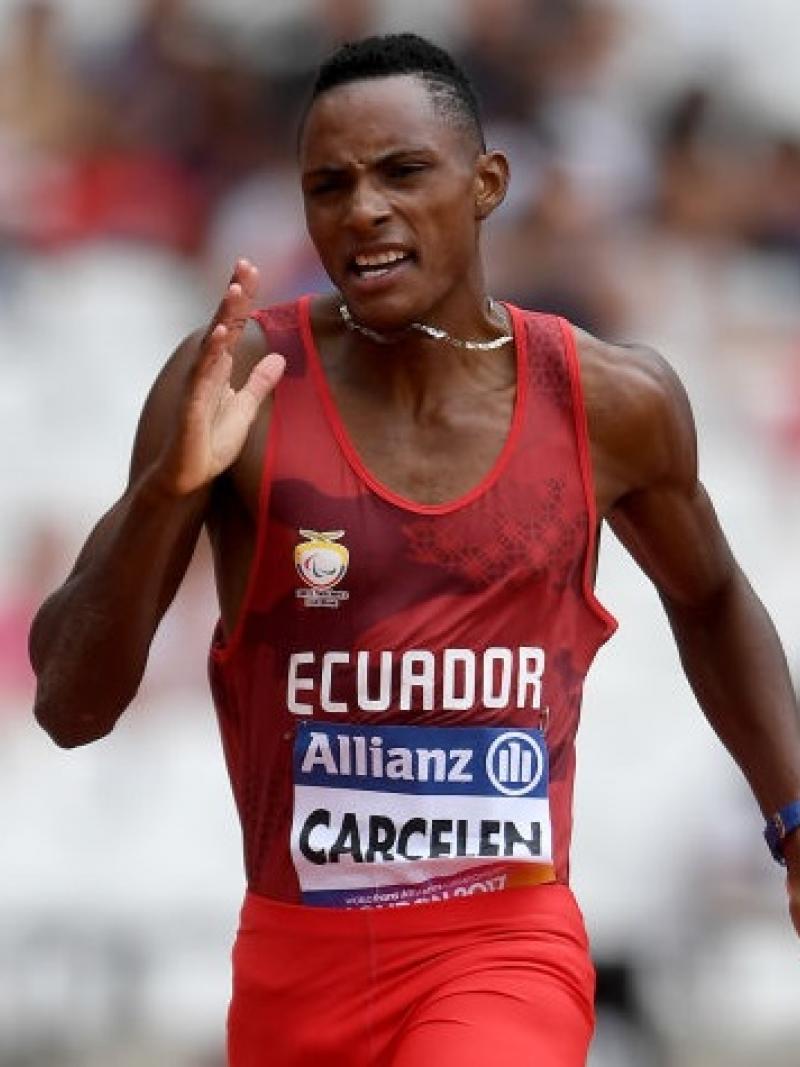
[338,299,513,351]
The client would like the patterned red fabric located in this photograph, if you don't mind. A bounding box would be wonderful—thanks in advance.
[209,296,616,901]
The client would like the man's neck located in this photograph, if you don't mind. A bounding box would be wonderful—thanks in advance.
[318,290,515,415]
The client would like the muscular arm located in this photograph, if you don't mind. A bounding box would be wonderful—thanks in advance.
[29,262,282,747]
[582,334,800,927]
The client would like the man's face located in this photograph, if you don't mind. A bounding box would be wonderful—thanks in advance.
[300,75,495,331]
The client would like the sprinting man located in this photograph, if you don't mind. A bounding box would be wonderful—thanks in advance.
[30,33,800,1067]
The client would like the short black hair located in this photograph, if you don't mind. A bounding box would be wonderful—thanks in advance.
[302,33,486,152]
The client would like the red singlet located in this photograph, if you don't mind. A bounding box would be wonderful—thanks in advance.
[209,297,616,1065]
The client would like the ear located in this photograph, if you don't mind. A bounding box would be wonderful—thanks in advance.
[474,151,509,221]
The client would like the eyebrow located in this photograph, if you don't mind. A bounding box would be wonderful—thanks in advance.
[302,146,436,179]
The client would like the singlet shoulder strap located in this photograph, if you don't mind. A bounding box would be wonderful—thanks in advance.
[250,300,308,377]
[510,307,575,410]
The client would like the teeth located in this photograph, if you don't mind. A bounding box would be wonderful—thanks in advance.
[354,250,407,268]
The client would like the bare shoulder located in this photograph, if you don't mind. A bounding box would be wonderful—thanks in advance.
[571,326,697,515]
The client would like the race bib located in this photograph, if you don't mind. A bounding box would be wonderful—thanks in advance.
[290,722,555,908]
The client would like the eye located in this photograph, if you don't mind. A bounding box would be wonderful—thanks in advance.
[305,174,347,197]
[388,162,428,180]
[308,182,339,197]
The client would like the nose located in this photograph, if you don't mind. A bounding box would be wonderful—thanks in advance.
[345,178,391,230]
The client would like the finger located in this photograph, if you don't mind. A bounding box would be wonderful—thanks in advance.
[231,257,260,301]
[211,277,256,353]
[192,325,233,402]
[218,282,250,345]
[214,281,245,331]
[203,259,258,345]
[199,281,246,356]
[197,319,226,362]
[226,279,259,352]
[225,260,259,320]
[236,352,286,417]
[193,322,231,384]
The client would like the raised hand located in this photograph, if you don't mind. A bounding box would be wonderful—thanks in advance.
[156,259,285,496]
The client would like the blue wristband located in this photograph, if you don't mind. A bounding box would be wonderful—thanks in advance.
[764,800,800,865]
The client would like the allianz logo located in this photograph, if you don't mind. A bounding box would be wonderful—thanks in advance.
[299,730,545,795]
[486,732,545,796]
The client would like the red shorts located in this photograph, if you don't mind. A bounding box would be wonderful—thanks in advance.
[228,883,595,1067]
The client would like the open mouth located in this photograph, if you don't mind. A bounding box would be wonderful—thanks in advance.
[348,249,416,281]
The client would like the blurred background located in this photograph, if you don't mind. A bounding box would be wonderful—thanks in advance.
[1,0,799,1064]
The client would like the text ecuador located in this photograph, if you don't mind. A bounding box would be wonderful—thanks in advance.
[286,646,545,715]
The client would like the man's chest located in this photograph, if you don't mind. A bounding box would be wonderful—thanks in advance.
[326,387,517,506]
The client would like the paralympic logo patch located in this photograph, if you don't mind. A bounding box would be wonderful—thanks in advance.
[294,529,350,608]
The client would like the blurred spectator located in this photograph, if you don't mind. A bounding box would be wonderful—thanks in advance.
[0,1,99,155]
[89,0,215,160]
[58,0,221,253]
[487,164,626,337]
[242,0,376,142]
[0,0,104,246]
[753,138,800,255]
[454,0,542,124]
[203,154,329,307]
[656,86,762,240]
